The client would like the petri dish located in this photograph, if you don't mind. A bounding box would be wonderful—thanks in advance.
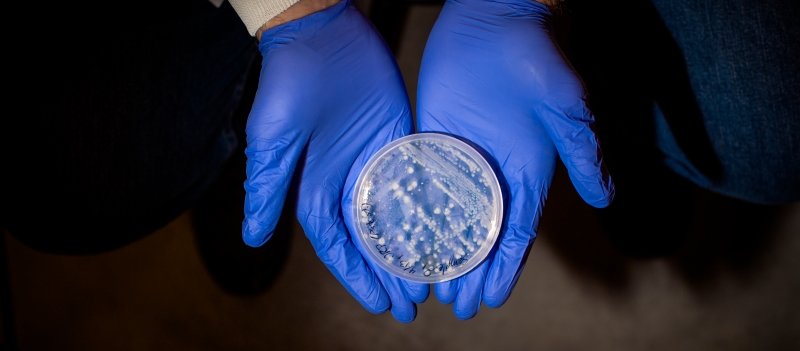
[352,133,503,283]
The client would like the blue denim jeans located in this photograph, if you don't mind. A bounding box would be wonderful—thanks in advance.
[3,0,259,253]
[563,0,800,205]
[651,0,800,204]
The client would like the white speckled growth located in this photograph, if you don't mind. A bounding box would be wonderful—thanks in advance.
[353,133,503,283]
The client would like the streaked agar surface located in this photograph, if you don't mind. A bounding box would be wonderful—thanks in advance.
[353,133,502,283]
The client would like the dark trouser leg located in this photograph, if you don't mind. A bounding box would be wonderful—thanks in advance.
[3,0,258,254]
[649,0,800,204]
[560,0,799,256]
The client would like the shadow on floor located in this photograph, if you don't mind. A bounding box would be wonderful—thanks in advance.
[540,163,783,298]
[527,0,781,297]
[189,60,294,297]
[189,148,294,297]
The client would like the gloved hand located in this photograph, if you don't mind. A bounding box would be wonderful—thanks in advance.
[242,0,428,322]
[417,0,614,319]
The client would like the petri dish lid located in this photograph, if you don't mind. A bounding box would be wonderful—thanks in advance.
[352,133,503,283]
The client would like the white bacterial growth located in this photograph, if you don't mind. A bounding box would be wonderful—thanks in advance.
[355,134,502,283]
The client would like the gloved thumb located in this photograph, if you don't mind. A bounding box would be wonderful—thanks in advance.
[538,100,614,208]
[242,129,307,247]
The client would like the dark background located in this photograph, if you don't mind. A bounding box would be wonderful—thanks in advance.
[2,1,799,350]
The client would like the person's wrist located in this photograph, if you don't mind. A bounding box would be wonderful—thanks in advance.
[256,0,340,41]
[536,0,561,8]
[531,0,563,12]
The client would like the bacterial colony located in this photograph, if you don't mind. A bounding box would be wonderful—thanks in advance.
[355,134,501,282]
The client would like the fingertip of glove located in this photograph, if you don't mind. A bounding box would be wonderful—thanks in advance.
[391,305,417,324]
[583,180,615,209]
[241,218,273,247]
[454,307,478,320]
[585,195,611,209]
[482,294,509,309]
[571,170,615,209]
[405,282,430,304]
[410,290,430,304]
[435,284,457,305]
[364,296,391,315]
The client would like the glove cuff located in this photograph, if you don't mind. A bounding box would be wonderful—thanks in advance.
[229,0,302,36]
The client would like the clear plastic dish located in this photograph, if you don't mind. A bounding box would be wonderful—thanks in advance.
[352,133,503,283]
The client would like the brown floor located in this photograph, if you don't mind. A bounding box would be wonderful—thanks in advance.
[3,3,800,350]
[4,179,800,351]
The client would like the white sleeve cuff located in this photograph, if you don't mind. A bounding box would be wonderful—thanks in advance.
[228,0,302,37]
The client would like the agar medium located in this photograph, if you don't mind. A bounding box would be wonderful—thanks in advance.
[352,133,503,283]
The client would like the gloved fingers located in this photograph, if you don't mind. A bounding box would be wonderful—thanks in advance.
[298,205,391,314]
[433,256,491,319]
[483,180,547,308]
[373,269,419,323]
[341,117,417,321]
[538,102,614,208]
[242,130,307,247]
[453,259,491,320]
[402,280,430,304]
[435,279,458,305]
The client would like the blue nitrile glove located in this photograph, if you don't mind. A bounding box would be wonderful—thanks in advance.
[242,0,428,322]
[417,0,615,319]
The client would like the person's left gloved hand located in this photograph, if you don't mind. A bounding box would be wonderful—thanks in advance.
[241,0,428,322]
[417,0,614,319]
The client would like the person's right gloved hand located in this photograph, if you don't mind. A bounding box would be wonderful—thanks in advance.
[417,0,615,319]
[241,0,428,322]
